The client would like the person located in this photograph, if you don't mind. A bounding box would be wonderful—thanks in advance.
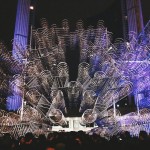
[55,142,66,150]
[139,130,148,141]
[46,147,55,150]
[19,132,36,150]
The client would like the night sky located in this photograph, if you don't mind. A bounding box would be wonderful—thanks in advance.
[0,0,149,50]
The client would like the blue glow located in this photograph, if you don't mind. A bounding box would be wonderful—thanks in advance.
[12,0,30,61]
[8,0,30,110]
[6,95,22,111]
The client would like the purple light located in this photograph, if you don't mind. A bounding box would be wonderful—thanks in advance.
[7,95,22,111]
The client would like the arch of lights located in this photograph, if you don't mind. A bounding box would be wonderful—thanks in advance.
[0,19,150,138]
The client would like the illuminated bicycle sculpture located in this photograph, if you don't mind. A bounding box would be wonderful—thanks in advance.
[0,19,150,138]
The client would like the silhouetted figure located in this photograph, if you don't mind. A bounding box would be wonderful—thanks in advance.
[19,132,36,150]
[138,130,150,148]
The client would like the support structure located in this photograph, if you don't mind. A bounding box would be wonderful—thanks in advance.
[121,0,144,40]
[121,0,144,114]
[7,0,31,111]
[12,0,31,61]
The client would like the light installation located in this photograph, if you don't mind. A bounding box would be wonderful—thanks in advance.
[0,19,150,138]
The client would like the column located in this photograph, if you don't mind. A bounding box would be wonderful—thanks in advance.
[12,0,31,61]
[121,0,144,40]
[121,0,144,112]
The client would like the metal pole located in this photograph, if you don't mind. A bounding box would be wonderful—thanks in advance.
[113,97,116,118]
[30,25,33,50]
[136,91,140,116]
[20,59,27,121]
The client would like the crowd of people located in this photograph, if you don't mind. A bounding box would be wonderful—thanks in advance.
[0,130,150,150]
